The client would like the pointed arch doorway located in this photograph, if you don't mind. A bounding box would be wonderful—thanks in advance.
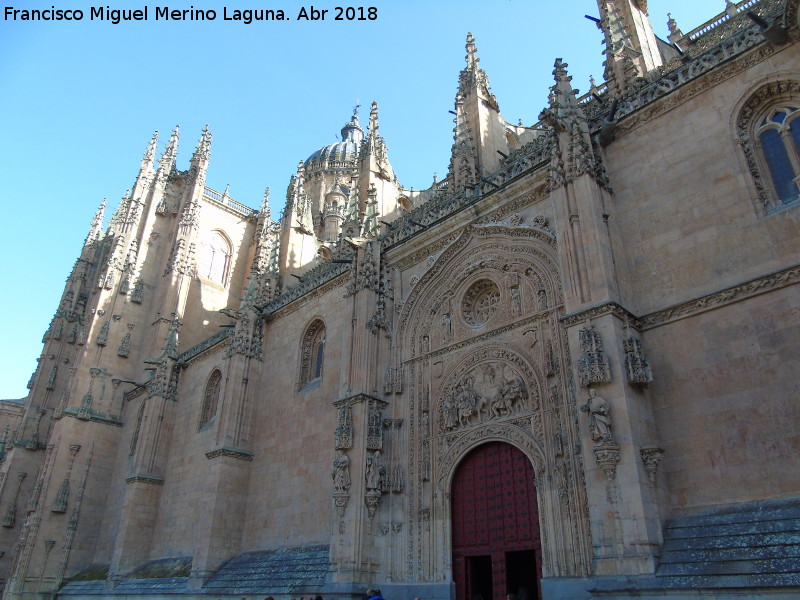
[451,441,542,600]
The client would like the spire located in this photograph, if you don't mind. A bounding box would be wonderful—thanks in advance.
[449,92,478,190]
[141,131,158,172]
[158,125,180,175]
[260,187,271,219]
[368,101,379,143]
[458,32,493,102]
[596,0,663,96]
[191,124,212,165]
[465,32,479,72]
[451,33,507,179]
[84,198,106,246]
[542,59,610,192]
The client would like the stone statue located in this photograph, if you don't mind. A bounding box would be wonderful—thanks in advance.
[332,450,351,492]
[580,388,612,442]
[365,450,384,491]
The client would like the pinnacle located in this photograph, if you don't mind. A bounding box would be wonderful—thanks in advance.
[465,32,479,68]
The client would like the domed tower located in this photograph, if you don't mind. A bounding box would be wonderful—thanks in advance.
[278,105,403,279]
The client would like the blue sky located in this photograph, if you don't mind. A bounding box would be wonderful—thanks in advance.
[0,0,719,399]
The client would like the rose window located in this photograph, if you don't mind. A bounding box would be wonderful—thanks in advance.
[462,279,501,326]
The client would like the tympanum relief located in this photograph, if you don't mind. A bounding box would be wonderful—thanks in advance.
[438,361,534,432]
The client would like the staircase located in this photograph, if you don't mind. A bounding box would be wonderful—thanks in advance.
[655,498,800,591]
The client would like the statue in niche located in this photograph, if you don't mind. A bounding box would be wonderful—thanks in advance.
[537,289,547,311]
[365,450,385,491]
[580,388,613,443]
[442,313,453,343]
[332,450,351,492]
[511,286,521,315]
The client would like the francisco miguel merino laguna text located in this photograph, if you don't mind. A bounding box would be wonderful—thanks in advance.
[4,5,379,24]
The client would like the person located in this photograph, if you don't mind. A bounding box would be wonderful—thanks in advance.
[365,588,383,600]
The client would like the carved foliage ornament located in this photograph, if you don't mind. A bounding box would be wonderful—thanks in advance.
[577,325,611,387]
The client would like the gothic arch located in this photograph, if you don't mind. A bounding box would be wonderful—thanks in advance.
[731,74,800,213]
[199,369,222,428]
[198,229,233,284]
[398,224,561,357]
[298,318,326,389]
[437,422,545,492]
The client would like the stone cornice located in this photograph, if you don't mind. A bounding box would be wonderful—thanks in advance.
[125,475,164,485]
[177,328,231,366]
[265,271,349,321]
[559,264,800,331]
[560,302,641,330]
[61,410,124,428]
[610,27,779,137]
[639,263,800,329]
[333,393,387,409]
[205,447,254,461]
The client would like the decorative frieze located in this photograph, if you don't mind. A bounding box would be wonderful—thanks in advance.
[52,444,81,513]
[640,447,665,487]
[334,403,353,450]
[624,336,653,385]
[131,279,144,303]
[383,366,404,394]
[204,447,254,461]
[366,400,384,450]
[118,324,134,357]
[577,325,611,387]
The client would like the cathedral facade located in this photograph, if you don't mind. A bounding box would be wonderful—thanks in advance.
[1,1,799,599]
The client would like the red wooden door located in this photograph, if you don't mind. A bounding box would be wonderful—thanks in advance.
[451,442,542,600]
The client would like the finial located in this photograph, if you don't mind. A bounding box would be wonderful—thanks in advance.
[369,101,379,137]
[465,32,479,68]
[143,131,158,162]
[192,124,212,163]
[223,184,230,198]
[353,98,361,117]
[260,187,271,215]
[159,125,180,172]
[667,13,678,34]
[85,198,107,245]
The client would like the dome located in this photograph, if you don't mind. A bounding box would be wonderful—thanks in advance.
[305,110,364,169]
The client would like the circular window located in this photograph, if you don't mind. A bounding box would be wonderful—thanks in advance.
[461,279,501,326]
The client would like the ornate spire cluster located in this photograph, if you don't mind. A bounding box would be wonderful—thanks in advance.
[192,124,212,165]
[84,198,106,246]
[458,32,492,101]
[158,125,180,176]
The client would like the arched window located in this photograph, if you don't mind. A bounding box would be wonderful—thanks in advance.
[200,369,222,428]
[198,231,232,284]
[736,80,800,213]
[299,319,326,389]
[755,106,800,203]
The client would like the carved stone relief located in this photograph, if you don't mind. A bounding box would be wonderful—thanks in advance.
[437,356,537,433]
[577,325,611,387]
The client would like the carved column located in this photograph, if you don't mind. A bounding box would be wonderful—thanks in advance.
[327,394,387,592]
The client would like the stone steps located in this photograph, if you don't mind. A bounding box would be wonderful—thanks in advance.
[656,499,800,584]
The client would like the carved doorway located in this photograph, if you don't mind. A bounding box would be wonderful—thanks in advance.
[451,442,542,600]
